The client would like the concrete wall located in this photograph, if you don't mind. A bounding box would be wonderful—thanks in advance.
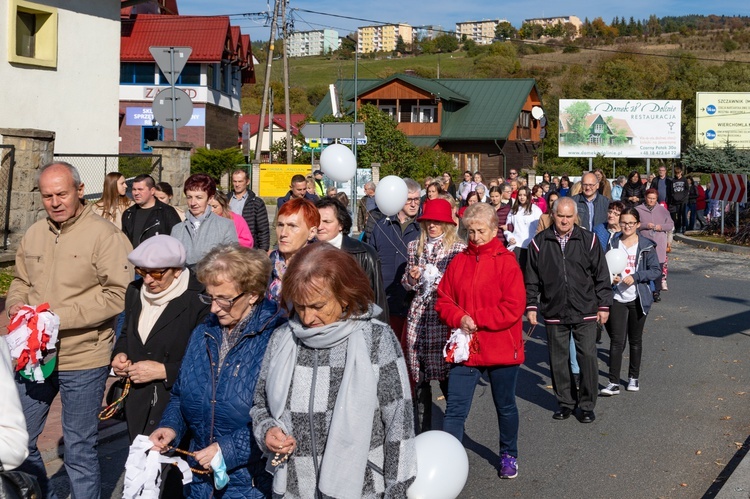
[0,1,120,154]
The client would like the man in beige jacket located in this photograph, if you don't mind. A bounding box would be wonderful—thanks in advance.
[5,162,132,499]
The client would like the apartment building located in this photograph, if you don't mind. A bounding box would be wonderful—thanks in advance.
[455,19,508,45]
[358,24,413,54]
[524,15,582,33]
[287,29,340,58]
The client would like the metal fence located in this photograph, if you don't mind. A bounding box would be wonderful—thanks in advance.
[0,145,15,250]
[52,154,162,200]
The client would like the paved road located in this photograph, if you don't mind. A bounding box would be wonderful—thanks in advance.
[44,240,750,498]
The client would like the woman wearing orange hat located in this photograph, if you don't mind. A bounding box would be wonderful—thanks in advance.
[402,198,466,433]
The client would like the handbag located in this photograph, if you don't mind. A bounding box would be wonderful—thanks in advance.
[0,461,42,499]
[101,377,129,421]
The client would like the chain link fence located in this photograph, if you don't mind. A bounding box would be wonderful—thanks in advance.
[52,154,162,200]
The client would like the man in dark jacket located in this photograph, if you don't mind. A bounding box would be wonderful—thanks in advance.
[670,165,689,233]
[121,174,182,248]
[276,174,318,209]
[230,169,270,251]
[369,178,421,340]
[572,172,610,231]
[526,197,613,424]
[651,165,673,207]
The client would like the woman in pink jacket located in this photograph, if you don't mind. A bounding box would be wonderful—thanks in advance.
[209,192,254,248]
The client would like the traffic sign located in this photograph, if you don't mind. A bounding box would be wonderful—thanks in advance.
[152,88,194,129]
[301,122,365,140]
[710,173,748,203]
[149,47,192,85]
[339,137,368,146]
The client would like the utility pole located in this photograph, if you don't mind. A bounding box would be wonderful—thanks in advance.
[254,0,281,163]
[281,0,293,165]
[269,87,274,163]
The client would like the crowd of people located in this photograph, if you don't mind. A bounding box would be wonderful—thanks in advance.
[0,161,696,497]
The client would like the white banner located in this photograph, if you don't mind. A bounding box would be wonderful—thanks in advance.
[558,99,681,158]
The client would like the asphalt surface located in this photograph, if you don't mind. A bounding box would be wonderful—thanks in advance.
[43,240,750,498]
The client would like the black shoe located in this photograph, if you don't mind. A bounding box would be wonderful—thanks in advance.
[580,410,596,423]
[653,292,661,302]
[553,407,573,420]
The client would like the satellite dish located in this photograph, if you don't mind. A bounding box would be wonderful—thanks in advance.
[531,106,545,120]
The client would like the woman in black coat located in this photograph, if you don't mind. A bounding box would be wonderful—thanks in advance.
[111,235,210,441]
[621,170,646,208]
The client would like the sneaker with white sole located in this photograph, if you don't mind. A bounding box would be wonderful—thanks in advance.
[627,378,640,391]
[500,452,518,479]
[600,383,620,396]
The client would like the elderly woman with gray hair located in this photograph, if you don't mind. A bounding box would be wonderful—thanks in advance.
[251,242,416,498]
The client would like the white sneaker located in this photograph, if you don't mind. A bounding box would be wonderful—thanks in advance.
[627,378,640,392]
[661,280,668,291]
[600,383,620,396]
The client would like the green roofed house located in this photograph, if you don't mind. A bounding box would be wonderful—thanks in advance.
[312,74,545,178]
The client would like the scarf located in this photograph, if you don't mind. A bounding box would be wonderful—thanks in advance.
[186,208,211,234]
[265,306,380,498]
[138,270,189,343]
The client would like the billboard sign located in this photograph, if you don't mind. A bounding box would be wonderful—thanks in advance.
[696,93,750,148]
[259,163,311,197]
[125,107,205,127]
[558,99,681,158]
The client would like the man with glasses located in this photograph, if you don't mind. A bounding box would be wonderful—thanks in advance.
[526,197,612,424]
[5,162,133,498]
[369,178,422,339]
[651,165,673,207]
[573,172,610,231]
[507,169,519,183]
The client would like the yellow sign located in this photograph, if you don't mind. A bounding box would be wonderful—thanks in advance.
[696,92,750,148]
[259,163,312,198]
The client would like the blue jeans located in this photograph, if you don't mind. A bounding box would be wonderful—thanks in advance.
[16,366,109,499]
[569,335,579,374]
[443,364,520,458]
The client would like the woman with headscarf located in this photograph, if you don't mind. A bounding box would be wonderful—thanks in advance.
[149,244,286,498]
[251,243,417,498]
[267,198,320,304]
[436,202,526,480]
[93,172,132,229]
[171,174,238,267]
[402,199,466,432]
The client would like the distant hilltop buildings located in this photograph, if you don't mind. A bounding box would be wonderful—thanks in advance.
[286,15,582,57]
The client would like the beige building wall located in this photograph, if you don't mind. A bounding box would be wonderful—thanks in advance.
[358,24,412,53]
[455,19,507,45]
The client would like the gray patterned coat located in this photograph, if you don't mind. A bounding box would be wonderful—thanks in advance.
[251,318,417,498]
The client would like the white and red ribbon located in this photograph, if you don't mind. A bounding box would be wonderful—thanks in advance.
[4,303,59,382]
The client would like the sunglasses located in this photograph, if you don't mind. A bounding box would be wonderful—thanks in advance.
[134,267,170,280]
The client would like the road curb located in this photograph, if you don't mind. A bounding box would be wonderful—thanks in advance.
[715,439,750,498]
[675,233,750,256]
[41,421,128,464]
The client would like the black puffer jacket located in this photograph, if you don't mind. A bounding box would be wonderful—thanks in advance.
[341,235,389,321]
[240,189,270,251]
[526,225,613,324]
[621,181,646,208]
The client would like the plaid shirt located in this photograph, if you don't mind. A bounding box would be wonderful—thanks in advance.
[554,227,572,252]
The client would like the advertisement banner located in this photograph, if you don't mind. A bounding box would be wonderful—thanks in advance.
[696,93,750,148]
[558,99,681,158]
[125,107,205,127]
[259,163,312,198]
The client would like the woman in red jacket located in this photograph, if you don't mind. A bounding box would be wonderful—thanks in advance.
[436,202,526,480]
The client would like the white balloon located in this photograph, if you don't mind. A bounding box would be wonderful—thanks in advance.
[605,247,628,275]
[374,176,408,216]
[319,144,356,182]
[407,431,469,499]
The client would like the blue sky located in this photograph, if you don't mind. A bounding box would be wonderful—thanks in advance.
[178,0,750,41]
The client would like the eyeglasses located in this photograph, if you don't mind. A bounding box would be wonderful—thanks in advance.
[405,197,421,204]
[198,292,245,309]
[509,171,518,176]
[582,183,598,188]
[619,222,638,228]
[135,267,170,280]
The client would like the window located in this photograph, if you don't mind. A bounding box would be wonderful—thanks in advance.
[378,105,398,121]
[158,63,201,85]
[411,105,437,123]
[141,126,164,152]
[207,64,217,90]
[120,63,156,84]
[518,111,531,128]
[8,0,58,68]
[594,123,604,133]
